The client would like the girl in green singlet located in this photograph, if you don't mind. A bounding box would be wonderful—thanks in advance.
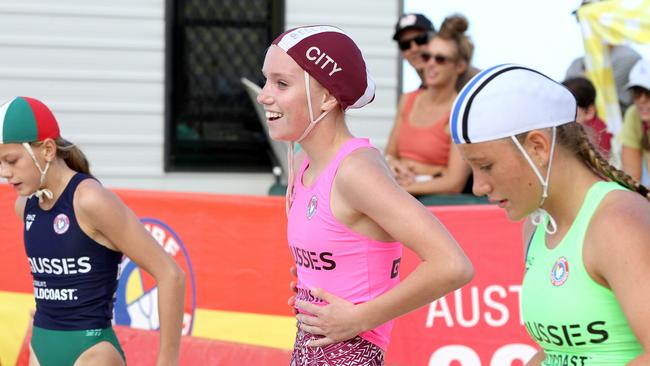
[450,65,650,365]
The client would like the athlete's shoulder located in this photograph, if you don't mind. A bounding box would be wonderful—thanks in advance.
[586,187,650,307]
[589,188,650,253]
[75,176,105,198]
[74,178,120,214]
[593,188,650,226]
[335,145,398,204]
[337,146,385,181]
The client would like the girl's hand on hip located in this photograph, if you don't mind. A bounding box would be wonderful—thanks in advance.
[295,288,367,347]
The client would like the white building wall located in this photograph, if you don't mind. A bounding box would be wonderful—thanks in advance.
[0,0,399,194]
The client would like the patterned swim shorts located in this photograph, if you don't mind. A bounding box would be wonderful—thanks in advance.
[290,328,384,366]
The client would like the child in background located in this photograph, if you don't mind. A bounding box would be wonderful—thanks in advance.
[562,76,612,159]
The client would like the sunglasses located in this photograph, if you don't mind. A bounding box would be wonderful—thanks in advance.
[398,34,429,51]
[421,52,456,65]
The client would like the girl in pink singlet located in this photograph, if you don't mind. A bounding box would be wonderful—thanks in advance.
[257,25,474,366]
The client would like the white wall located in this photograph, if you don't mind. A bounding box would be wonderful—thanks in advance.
[0,0,399,194]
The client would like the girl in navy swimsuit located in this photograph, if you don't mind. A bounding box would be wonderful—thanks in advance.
[0,96,185,366]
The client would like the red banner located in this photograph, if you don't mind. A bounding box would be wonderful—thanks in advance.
[387,206,537,365]
[0,183,537,365]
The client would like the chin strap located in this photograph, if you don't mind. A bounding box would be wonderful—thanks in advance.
[22,142,53,203]
[510,127,558,234]
[285,71,333,216]
[530,208,557,235]
[296,71,331,143]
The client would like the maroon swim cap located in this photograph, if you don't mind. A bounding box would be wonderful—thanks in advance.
[272,25,375,111]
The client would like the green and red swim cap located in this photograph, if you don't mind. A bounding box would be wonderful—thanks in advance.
[0,96,60,144]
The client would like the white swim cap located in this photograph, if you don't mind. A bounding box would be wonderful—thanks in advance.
[450,64,577,144]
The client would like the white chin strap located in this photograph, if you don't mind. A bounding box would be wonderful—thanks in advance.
[296,71,331,143]
[510,127,558,235]
[285,71,333,215]
[22,142,53,203]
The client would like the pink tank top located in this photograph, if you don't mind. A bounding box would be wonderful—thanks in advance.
[287,138,402,351]
[397,89,451,165]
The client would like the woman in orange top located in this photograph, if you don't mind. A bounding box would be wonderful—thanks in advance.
[385,14,473,196]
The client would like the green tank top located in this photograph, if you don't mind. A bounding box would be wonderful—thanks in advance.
[521,181,642,365]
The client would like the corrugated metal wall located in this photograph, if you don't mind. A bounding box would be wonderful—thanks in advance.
[0,0,399,194]
[0,0,176,189]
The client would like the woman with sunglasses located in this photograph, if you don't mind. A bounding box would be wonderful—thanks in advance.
[621,59,650,184]
[385,14,473,196]
[453,64,649,365]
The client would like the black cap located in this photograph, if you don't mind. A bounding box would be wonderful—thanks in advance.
[392,13,435,40]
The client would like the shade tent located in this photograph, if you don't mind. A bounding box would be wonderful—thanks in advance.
[579,0,650,136]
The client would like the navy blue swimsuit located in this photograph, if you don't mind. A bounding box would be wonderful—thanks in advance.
[24,173,123,330]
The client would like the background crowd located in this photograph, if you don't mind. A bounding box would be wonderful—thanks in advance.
[389,9,650,200]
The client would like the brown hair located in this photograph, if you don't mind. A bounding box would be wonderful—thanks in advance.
[437,14,474,67]
[29,138,90,174]
[42,138,91,174]
[522,123,650,200]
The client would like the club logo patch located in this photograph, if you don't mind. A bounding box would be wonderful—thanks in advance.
[550,256,569,286]
[307,195,317,219]
[53,213,70,234]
